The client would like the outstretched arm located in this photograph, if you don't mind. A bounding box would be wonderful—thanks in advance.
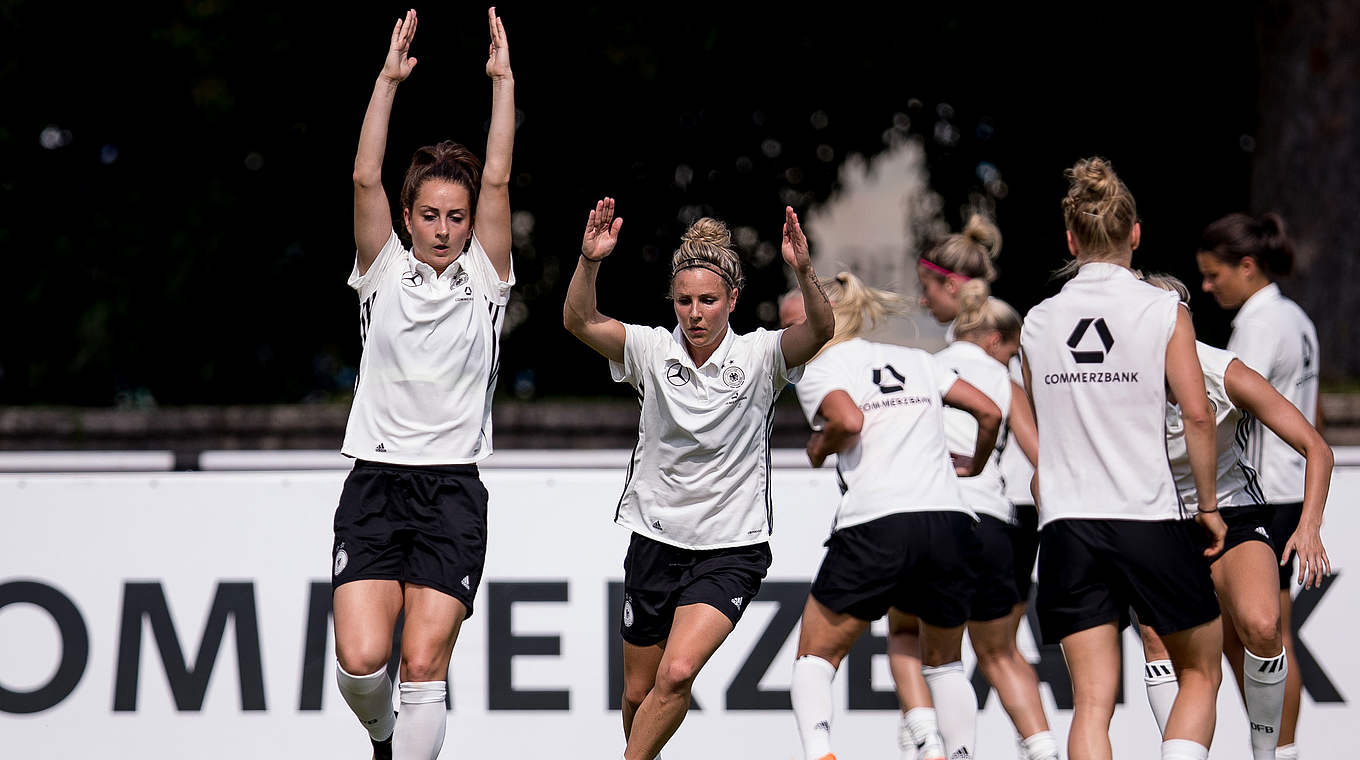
[564,198,626,363]
[354,9,419,275]
[1225,358,1334,588]
[779,207,834,367]
[477,6,514,281]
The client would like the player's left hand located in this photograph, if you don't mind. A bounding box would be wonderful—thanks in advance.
[781,206,812,274]
[1281,524,1331,590]
[486,7,512,80]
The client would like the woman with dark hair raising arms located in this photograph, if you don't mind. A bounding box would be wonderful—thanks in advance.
[564,198,833,760]
[1196,213,1322,760]
[1021,158,1226,760]
[330,9,516,760]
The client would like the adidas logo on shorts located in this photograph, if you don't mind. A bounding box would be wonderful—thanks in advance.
[1256,526,1270,538]
[461,575,471,590]
[731,596,743,609]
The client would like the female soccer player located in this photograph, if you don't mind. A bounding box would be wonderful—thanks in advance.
[1196,213,1322,760]
[564,198,834,760]
[1021,157,1226,760]
[1136,274,1332,760]
[330,9,516,760]
[784,272,1003,760]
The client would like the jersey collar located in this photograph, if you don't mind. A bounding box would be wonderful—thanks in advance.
[1233,282,1281,326]
[406,249,466,283]
[668,324,736,371]
[1071,261,1137,282]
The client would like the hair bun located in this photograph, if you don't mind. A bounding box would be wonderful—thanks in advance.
[682,217,732,249]
[957,278,992,314]
[961,213,1002,259]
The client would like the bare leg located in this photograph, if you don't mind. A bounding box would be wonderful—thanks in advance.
[1161,617,1224,749]
[888,608,934,709]
[970,603,1051,738]
[791,596,871,760]
[1060,623,1121,760]
[394,584,468,760]
[622,640,665,740]
[333,580,404,749]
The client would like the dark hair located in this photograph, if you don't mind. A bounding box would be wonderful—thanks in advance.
[400,140,483,219]
[1199,212,1294,279]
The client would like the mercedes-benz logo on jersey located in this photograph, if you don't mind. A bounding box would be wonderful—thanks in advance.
[1067,317,1114,363]
[872,364,905,394]
[1302,333,1314,370]
[723,366,746,388]
[453,270,470,287]
[402,271,423,287]
[666,363,691,386]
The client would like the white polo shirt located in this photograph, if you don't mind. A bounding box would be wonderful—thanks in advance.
[610,324,801,550]
[999,356,1036,507]
[1021,263,1181,526]
[341,230,514,465]
[795,338,970,533]
[1228,282,1319,503]
[936,340,1012,522]
[1165,341,1265,511]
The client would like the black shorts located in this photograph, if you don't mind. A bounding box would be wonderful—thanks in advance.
[1270,502,1303,589]
[331,459,489,618]
[1036,518,1219,645]
[620,533,771,646]
[1011,504,1041,605]
[811,511,980,628]
[1209,503,1277,565]
[971,515,1030,622]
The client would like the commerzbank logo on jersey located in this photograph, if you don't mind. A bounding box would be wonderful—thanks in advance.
[1043,317,1141,385]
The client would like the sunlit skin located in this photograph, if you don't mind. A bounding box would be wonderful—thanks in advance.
[1196,251,1270,310]
[672,268,737,366]
[402,179,473,275]
[917,264,963,324]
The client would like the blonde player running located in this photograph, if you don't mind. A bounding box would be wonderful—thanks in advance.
[1196,213,1322,760]
[1136,274,1332,760]
[1021,157,1226,760]
[565,198,833,760]
[783,273,1003,760]
[332,9,516,760]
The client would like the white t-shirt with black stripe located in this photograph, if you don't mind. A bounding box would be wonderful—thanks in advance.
[794,338,970,533]
[1165,341,1266,511]
[935,340,1013,522]
[610,324,801,550]
[342,230,514,465]
[1020,263,1181,526]
[1228,282,1319,503]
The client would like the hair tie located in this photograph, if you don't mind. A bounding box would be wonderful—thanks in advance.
[1081,211,1102,218]
[673,258,736,289]
[919,258,971,280]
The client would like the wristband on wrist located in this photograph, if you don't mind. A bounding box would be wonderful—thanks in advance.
[1197,506,1219,514]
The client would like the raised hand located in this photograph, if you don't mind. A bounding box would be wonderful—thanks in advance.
[381,9,419,84]
[781,206,812,273]
[486,7,512,80]
[582,198,623,261]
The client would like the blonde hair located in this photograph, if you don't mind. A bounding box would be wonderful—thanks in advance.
[920,213,1002,281]
[953,278,1022,343]
[1061,157,1137,261]
[822,271,912,347]
[1139,271,1192,305]
[670,218,745,294]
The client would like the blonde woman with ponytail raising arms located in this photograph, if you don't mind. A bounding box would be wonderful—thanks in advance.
[1022,158,1226,760]
[564,199,833,760]
[782,273,1003,760]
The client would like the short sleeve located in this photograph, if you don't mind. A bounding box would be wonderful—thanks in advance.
[1228,317,1284,384]
[464,233,516,306]
[348,230,405,302]
[609,323,663,388]
[926,353,961,398]
[793,348,847,426]
[766,328,805,385]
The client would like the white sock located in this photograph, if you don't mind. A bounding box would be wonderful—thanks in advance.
[1162,738,1209,760]
[901,707,946,760]
[1276,743,1298,760]
[394,681,447,760]
[1021,730,1060,760]
[335,662,395,742]
[1244,649,1288,760]
[791,655,837,760]
[922,662,975,760]
[1144,659,1178,737]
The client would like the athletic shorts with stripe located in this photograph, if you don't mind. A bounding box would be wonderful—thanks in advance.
[811,511,980,628]
[1209,503,1276,564]
[1036,518,1218,645]
[331,460,488,618]
[620,533,770,646]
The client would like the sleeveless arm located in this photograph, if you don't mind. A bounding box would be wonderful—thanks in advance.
[1166,306,1226,555]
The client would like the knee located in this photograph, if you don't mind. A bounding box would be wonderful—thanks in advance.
[1239,616,1283,655]
[336,640,391,677]
[655,658,701,696]
[622,679,652,710]
[400,646,451,683]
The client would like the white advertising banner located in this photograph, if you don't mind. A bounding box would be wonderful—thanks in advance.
[0,457,1354,758]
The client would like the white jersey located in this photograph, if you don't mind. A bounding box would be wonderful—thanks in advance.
[999,355,1036,507]
[1228,282,1319,503]
[935,341,1013,522]
[610,324,801,550]
[795,338,970,532]
[1165,342,1266,511]
[342,231,514,465]
[1020,263,1181,526]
